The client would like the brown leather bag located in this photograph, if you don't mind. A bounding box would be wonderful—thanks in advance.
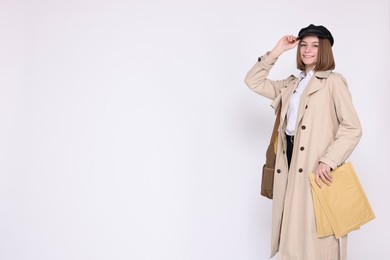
[261,109,281,199]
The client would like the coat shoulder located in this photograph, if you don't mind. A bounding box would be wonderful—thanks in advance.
[328,72,347,82]
[284,74,298,87]
[285,74,297,81]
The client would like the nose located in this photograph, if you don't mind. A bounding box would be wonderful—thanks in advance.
[304,46,312,53]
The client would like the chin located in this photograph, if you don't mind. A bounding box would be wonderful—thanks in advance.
[303,61,315,66]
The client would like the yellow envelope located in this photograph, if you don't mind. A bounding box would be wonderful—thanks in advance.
[310,162,375,239]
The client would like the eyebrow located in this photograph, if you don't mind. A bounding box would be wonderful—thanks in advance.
[301,41,319,44]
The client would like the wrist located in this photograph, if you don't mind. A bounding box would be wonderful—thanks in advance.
[269,48,282,59]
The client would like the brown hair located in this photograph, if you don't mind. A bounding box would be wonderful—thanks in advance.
[296,37,335,71]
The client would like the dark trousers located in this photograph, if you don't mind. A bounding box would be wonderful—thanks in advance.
[286,134,294,169]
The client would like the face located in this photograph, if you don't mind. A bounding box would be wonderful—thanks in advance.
[299,36,319,71]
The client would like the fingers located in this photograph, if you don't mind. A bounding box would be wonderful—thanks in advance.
[315,163,333,189]
[282,35,300,50]
[291,39,300,48]
[319,172,332,186]
[323,170,333,183]
[274,35,299,54]
[286,35,298,43]
[315,172,322,189]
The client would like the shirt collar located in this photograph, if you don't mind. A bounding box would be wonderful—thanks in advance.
[299,70,314,80]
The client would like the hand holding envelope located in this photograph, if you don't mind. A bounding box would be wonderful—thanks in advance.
[310,162,375,238]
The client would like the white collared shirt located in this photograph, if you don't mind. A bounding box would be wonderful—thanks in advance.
[286,70,314,136]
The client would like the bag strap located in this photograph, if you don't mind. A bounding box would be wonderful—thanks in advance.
[269,108,281,145]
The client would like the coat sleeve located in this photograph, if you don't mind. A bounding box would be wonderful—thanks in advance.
[244,52,294,100]
[319,74,362,169]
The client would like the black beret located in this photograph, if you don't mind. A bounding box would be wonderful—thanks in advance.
[298,24,334,46]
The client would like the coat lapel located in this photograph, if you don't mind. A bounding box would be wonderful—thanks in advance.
[295,70,332,126]
[270,77,298,151]
[271,77,299,124]
[306,70,332,95]
[280,78,299,131]
[270,70,332,139]
[281,83,296,124]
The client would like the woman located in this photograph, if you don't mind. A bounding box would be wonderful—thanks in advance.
[244,24,362,259]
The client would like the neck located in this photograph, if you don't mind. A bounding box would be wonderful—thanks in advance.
[305,65,315,74]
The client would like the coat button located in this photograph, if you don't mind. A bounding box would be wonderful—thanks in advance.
[300,146,305,151]
[301,125,306,130]
[282,150,285,154]
[277,169,281,174]
[305,105,308,109]
[298,168,303,173]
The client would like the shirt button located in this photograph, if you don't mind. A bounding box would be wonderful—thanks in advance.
[282,150,285,154]
[305,105,308,109]
[301,125,306,130]
[300,147,305,151]
[277,169,281,174]
[298,168,303,173]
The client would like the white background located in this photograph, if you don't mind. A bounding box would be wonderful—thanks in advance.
[0,0,389,259]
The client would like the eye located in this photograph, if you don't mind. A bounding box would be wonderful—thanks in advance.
[313,45,319,48]
[300,43,307,47]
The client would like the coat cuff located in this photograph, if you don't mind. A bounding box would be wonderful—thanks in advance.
[257,52,278,68]
[319,156,338,170]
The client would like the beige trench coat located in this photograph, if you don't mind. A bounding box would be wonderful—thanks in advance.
[245,53,362,260]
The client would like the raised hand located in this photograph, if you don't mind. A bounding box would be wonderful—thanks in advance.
[269,35,300,59]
